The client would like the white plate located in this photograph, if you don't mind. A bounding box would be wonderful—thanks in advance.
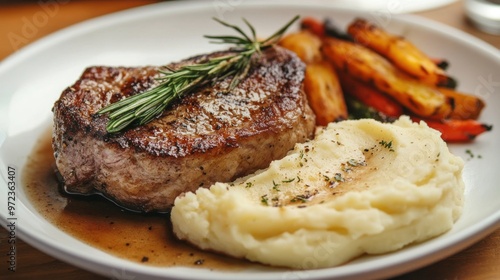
[306,0,458,13]
[1,1,499,279]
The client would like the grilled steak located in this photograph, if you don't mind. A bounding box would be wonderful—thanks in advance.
[52,46,316,212]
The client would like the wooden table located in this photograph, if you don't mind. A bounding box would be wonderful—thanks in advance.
[1,0,499,279]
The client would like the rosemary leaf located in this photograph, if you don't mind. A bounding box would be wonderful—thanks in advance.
[97,15,299,133]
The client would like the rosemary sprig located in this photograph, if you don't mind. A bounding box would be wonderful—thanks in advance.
[97,15,300,133]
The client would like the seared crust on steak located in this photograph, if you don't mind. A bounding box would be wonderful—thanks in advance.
[52,46,316,212]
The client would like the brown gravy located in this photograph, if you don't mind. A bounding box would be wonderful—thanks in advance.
[22,128,263,271]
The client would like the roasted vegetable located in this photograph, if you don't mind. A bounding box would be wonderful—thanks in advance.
[301,16,353,41]
[300,17,326,38]
[412,117,492,142]
[324,18,354,41]
[283,16,492,142]
[346,97,394,123]
[322,37,453,120]
[438,87,485,120]
[279,30,322,64]
[304,61,348,125]
[280,28,347,125]
[340,74,404,118]
[347,19,452,87]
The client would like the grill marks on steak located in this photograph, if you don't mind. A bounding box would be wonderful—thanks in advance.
[52,46,316,212]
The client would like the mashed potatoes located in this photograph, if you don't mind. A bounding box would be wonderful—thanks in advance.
[171,117,464,269]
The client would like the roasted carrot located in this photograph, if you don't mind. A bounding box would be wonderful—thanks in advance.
[340,74,404,118]
[300,17,325,37]
[438,87,485,120]
[412,117,492,142]
[301,17,354,41]
[347,19,451,87]
[322,37,453,120]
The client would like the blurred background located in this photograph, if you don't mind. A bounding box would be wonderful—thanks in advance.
[0,0,160,60]
[0,0,499,61]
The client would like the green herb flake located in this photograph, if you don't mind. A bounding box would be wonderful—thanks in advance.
[290,195,308,203]
[261,194,269,206]
[282,178,295,183]
[379,140,395,151]
[465,149,474,158]
[334,173,344,182]
[272,180,281,191]
[347,159,366,167]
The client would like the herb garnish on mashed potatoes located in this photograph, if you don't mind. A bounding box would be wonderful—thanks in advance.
[171,116,464,269]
